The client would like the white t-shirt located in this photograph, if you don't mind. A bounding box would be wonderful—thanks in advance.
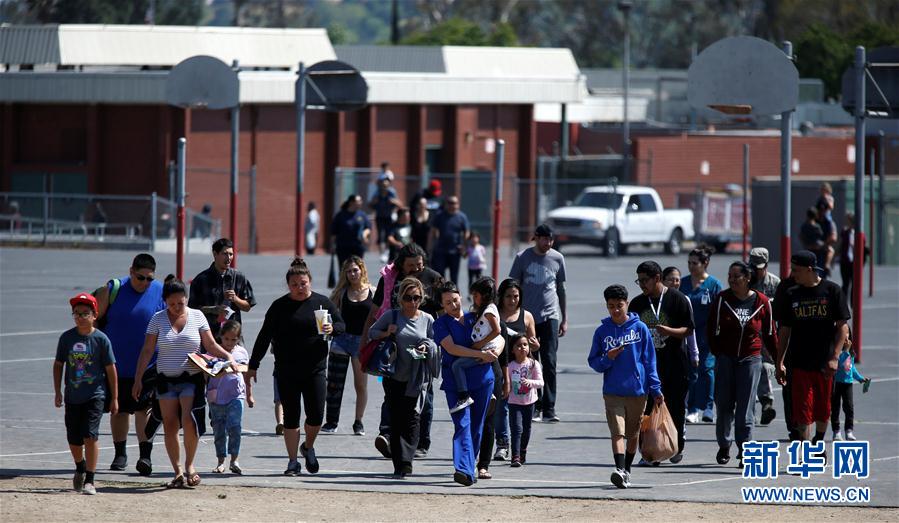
[471,303,504,352]
[146,308,210,376]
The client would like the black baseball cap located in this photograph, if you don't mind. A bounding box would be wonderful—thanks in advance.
[791,250,821,270]
[534,223,554,237]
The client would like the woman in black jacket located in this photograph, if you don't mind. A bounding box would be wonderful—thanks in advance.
[248,258,345,476]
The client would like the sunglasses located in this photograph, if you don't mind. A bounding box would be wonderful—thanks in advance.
[134,274,154,282]
[402,294,423,303]
[72,311,93,319]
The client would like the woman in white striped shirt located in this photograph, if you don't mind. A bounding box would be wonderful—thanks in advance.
[133,276,236,489]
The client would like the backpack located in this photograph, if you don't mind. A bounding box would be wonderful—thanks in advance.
[93,278,122,329]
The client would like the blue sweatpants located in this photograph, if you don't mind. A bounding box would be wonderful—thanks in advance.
[445,379,493,480]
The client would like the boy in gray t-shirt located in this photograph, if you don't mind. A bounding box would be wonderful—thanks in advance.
[53,293,118,495]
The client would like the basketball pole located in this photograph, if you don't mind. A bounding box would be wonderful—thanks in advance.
[779,41,793,280]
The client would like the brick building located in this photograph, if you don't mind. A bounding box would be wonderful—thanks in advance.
[0,25,585,252]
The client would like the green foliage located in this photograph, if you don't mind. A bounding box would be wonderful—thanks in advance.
[795,21,899,100]
[401,17,506,46]
[22,0,203,24]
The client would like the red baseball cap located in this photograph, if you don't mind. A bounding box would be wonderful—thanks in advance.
[70,292,98,313]
[428,179,442,196]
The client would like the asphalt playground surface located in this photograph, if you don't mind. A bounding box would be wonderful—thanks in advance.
[1,246,897,506]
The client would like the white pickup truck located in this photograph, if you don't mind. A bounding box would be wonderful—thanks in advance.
[546,185,694,257]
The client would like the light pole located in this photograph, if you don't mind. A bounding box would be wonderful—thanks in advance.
[619,1,632,179]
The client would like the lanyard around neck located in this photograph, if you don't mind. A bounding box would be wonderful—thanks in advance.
[649,287,666,322]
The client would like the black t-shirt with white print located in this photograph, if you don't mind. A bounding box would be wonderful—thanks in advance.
[629,287,694,379]
[782,279,850,372]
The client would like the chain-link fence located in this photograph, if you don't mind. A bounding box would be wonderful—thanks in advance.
[0,192,220,251]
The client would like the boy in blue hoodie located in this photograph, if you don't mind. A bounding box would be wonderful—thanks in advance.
[588,284,663,489]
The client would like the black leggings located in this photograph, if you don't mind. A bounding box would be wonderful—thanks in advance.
[831,381,855,431]
[276,368,326,429]
[325,353,351,425]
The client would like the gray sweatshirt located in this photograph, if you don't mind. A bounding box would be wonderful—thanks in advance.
[370,310,439,389]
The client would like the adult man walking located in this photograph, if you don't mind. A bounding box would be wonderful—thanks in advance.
[509,224,567,423]
[749,247,780,425]
[776,250,850,448]
[189,238,256,338]
[629,261,694,463]
[95,253,165,475]
[429,195,470,286]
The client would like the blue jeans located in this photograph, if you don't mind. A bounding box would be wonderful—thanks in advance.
[451,357,480,394]
[688,343,715,414]
[445,380,493,480]
[509,403,534,458]
[494,396,510,447]
[210,399,243,458]
[715,354,761,449]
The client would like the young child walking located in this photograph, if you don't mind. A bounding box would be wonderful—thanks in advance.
[832,336,871,441]
[207,320,253,474]
[507,334,543,467]
[588,284,663,489]
[53,293,118,495]
[466,232,487,285]
[449,277,505,414]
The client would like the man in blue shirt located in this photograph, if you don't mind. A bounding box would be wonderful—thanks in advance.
[96,253,165,475]
[429,196,470,286]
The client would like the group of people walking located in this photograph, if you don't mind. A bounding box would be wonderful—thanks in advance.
[53,217,867,494]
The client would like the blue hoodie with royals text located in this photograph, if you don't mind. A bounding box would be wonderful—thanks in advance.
[588,312,662,397]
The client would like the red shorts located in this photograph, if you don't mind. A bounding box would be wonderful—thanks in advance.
[792,368,833,425]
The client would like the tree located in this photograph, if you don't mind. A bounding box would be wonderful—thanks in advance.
[21,0,203,25]
[400,16,517,46]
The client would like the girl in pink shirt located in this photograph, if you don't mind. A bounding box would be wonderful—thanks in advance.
[507,334,543,467]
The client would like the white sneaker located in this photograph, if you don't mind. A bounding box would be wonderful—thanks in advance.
[845,430,856,441]
[702,408,714,422]
[532,412,543,422]
[448,396,474,414]
[685,411,701,424]
[623,470,632,487]
[611,468,628,489]
[833,430,843,441]
[493,447,509,461]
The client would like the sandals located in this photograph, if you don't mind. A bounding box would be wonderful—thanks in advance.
[212,463,226,474]
[165,475,186,489]
[186,471,201,487]
[478,468,492,480]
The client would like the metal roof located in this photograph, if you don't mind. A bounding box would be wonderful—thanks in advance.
[0,28,586,105]
[335,45,445,73]
[0,25,61,65]
[0,24,335,68]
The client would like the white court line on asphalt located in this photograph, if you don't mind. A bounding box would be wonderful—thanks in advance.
[0,357,54,363]
[0,329,62,337]
[0,391,54,395]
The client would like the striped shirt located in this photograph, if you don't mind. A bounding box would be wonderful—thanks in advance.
[146,308,210,376]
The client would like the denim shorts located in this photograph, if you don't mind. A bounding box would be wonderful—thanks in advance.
[330,333,362,358]
[157,381,197,400]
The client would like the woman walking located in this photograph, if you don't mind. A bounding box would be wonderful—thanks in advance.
[248,258,345,476]
[682,246,723,423]
[491,278,539,461]
[368,277,439,478]
[411,197,431,249]
[132,277,238,489]
[322,256,373,435]
[707,261,777,466]
[434,282,501,486]
[331,195,372,268]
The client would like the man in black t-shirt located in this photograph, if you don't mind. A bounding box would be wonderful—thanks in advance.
[776,250,850,446]
[629,261,694,463]
[772,274,802,441]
